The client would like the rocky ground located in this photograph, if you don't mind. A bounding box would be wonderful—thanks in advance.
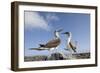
[24,52,90,62]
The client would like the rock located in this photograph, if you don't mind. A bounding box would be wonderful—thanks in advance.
[48,52,66,60]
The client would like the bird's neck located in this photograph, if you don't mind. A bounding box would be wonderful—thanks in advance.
[67,35,72,43]
[55,32,60,39]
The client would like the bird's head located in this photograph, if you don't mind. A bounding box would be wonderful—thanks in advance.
[62,32,69,34]
[55,29,63,33]
[62,32,71,37]
[54,29,63,34]
[54,29,63,38]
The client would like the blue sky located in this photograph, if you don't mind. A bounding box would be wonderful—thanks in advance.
[24,11,90,56]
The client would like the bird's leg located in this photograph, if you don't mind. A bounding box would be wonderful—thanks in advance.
[58,50,67,59]
[55,47,57,53]
[69,49,73,59]
[51,48,56,53]
[50,48,55,54]
[47,49,52,60]
[71,51,73,59]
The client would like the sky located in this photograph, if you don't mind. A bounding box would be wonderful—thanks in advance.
[24,11,90,56]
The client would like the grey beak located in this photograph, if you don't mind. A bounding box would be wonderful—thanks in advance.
[62,32,69,34]
[61,32,66,34]
[57,29,63,32]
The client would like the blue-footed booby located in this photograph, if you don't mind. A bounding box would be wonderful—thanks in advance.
[30,29,62,51]
[62,32,77,52]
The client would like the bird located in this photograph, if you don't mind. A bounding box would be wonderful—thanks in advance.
[30,29,62,51]
[62,32,77,52]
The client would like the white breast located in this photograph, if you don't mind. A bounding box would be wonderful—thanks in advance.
[67,37,71,44]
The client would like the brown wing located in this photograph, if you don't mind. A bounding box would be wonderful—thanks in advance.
[69,42,76,52]
[45,38,61,48]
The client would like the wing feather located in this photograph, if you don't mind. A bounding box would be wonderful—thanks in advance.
[69,42,76,52]
[45,38,60,48]
[29,48,47,51]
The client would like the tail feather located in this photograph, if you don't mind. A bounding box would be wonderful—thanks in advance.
[69,42,76,52]
[72,47,76,52]
[39,44,45,47]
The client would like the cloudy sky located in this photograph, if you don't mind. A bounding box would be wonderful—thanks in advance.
[24,11,90,56]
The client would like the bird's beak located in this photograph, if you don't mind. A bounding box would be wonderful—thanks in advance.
[61,32,66,34]
[61,32,69,34]
[57,29,63,32]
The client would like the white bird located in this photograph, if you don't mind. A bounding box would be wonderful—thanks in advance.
[30,29,62,51]
[62,32,77,52]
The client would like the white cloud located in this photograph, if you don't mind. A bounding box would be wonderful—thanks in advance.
[46,13,59,23]
[25,11,50,31]
[25,11,59,31]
